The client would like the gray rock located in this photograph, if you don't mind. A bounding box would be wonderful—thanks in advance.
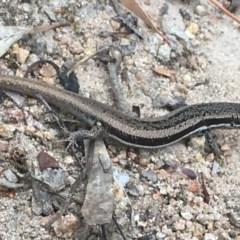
[181,211,194,221]
[158,43,171,62]
[142,170,158,183]
[3,169,18,183]
[203,233,218,240]
[195,5,207,16]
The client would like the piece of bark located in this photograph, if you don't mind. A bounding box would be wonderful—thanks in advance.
[81,138,113,225]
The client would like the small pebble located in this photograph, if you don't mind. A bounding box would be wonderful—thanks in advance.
[67,176,76,185]
[158,43,171,62]
[204,233,218,240]
[188,23,199,35]
[27,53,40,64]
[0,178,24,188]
[69,41,84,54]
[136,184,144,195]
[139,158,150,166]
[127,183,140,197]
[206,153,215,162]
[182,168,197,180]
[157,169,169,180]
[152,192,161,200]
[144,0,151,5]
[4,91,26,107]
[228,230,237,239]
[223,150,232,157]
[16,48,30,64]
[156,232,166,239]
[211,160,220,176]
[220,143,230,151]
[3,169,18,183]
[188,181,201,194]
[197,56,207,69]
[64,156,75,165]
[181,211,194,221]
[196,214,209,225]
[195,5,207,16]
[100,11,110,20]
[37,151,59,170]
[112,157,119,163]
[186,22,199,38]
[39,64,57,78]
[52,214,79,238]
[35,169,68,191]
[43,130,56,141]
[148,34,163,55]
[84,37,96,55]
[6,108,25,122]
[176,83,188,95]
[195,152,205,163]
[113,168,130,187]
[141,170,158,183]
[113,183,125,200]
[120,38,130,46]
[173,219,186,231]
[188,136,205,148]
[193,222,204,238]
[0,124,17,138]
[183,74,193,88]
[185,220,194,232]
[0,140,9,152]
[21,3,31,12]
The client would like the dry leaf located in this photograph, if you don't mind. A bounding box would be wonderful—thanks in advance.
[0,26,33,57]
[0,23,68,57]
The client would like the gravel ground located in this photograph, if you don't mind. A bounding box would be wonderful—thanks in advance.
[0,0,240,239]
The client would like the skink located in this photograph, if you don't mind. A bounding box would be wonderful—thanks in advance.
[0,74,240,149]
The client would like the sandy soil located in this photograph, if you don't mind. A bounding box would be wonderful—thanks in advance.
[0,0,240,239]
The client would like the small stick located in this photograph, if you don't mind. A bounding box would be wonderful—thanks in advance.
[209,0,240,25]
[201,173,210,204]
[112,215,127,240]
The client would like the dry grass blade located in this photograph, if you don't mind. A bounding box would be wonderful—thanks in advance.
[209,0,240,25]
[152,66,176,79]
[35,22,70,33]
[119,0,171,45]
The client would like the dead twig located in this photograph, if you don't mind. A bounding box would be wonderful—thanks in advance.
[209,0,240,25]
[119,0,171,45]
[35,22,70,33]
[112,215,127,240]
[201,173,210,204]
